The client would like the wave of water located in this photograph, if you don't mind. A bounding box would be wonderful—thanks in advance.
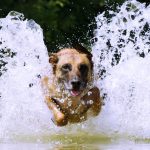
[0,0,150,142]
[92,0,150,138]
[0,11,54,141]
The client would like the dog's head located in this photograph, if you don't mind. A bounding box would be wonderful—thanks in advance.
[49,44,93,97]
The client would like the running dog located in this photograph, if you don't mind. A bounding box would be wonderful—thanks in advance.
[42,44,102,126]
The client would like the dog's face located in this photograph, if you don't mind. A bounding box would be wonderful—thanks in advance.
[49,48,93,97]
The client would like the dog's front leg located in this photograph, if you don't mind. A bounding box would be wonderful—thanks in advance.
[45,96,68,126]
[91,87,102,116]
[85,87,102,116]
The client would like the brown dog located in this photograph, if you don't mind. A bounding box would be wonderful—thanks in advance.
[42,44,102,126]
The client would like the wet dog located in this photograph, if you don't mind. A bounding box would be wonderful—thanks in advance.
[42,44,102,126]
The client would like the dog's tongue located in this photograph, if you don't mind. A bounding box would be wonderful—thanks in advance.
[71,90,80,96]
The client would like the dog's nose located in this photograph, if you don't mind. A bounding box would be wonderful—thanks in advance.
[71,81,81,89]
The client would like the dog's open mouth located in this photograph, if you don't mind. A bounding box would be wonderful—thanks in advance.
[70,90,81,96]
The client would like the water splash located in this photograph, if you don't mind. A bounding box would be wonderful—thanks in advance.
[0,11,54,140]
[92,0,150,138]
[0,11,90,142]
[0,0,150,142]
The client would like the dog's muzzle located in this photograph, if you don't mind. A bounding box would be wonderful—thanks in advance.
[69,77,87,97]
[62,76,87,97]
[71,81,81,90]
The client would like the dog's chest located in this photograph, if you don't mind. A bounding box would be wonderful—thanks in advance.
[54,96,88,115]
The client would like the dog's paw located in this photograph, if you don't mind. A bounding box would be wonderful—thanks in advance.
[51,113,68,126]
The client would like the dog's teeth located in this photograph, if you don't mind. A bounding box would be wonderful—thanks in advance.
[71,90,80,96]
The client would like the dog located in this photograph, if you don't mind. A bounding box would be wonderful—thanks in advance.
[42,44,102,126]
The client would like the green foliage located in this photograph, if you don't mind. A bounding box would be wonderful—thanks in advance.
[0,0,149,52]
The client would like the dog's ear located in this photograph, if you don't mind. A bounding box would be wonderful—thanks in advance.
[72,43,93,68]
[49,53,58,74]
[49,53,58,65]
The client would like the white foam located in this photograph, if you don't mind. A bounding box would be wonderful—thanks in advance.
[92,0,150,138]
[0,12,55,140]
[0,0,150,141]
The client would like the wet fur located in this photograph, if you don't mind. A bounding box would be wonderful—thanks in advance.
[42,45,102,126]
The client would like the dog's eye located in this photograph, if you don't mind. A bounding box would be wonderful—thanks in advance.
[79,64,89,74]
[61,63,72,72]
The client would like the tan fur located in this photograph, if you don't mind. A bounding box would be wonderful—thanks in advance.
[42,48,102,126]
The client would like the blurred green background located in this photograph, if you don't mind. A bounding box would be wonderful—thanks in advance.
[0,0,149,52]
